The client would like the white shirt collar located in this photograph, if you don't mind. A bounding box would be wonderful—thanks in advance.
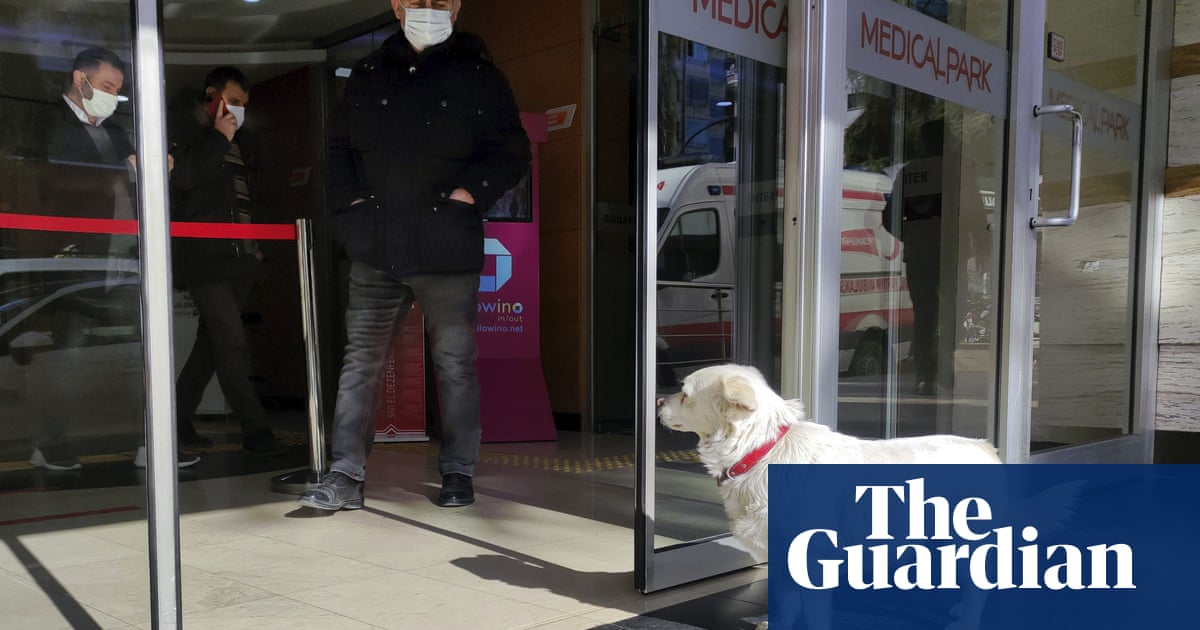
[63,94,101,127]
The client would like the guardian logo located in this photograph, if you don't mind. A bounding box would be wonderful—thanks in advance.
[787,478,1135,591]
[479,238,512,293]
[767,465,1199,629]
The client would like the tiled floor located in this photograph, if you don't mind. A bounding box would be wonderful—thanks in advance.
[0,422,767,629]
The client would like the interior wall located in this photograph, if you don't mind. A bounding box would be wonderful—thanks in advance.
[239,65,325,404]
[1158,0,1200,457]
[458,1,588,418]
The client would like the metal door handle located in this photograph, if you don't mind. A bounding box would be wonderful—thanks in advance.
[1031,104,1083,229]
[711,291,729,300]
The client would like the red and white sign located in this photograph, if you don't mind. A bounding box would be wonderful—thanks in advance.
[545,104,576,132]
[374,304,427,442]
[656,0,789,68]
[846,0,1008,118]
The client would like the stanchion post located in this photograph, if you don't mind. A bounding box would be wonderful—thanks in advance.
[271,218,327,493]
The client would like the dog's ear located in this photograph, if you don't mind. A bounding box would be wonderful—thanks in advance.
[720,374,758,413]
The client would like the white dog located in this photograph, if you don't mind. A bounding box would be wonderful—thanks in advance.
[656,364,1002,629]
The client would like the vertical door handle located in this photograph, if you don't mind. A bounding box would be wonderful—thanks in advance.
[1031,104,1083,229]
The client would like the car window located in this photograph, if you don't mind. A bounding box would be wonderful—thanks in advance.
[658,208,721,282]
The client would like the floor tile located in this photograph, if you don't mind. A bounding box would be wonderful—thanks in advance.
[408,534,638,613]
[181,536,395,595]
[290,570,567,629]
[0,570,134,629]
[174,595,381,630]
[0,529,144,573]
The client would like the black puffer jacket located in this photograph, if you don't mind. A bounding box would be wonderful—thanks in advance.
[328,31,531,278]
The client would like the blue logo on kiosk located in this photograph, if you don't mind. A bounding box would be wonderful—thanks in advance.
[479,237,512,292]
[767,465,1198,629]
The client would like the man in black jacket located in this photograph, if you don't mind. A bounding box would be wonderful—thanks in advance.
[42,47,137,261]
[29,48,199,471]
[300,0,530,510]
[168,66,285,456]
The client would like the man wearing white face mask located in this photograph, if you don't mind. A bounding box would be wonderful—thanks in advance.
[33,48,200,471]
[167,65,288,457]
[304,0,530,511]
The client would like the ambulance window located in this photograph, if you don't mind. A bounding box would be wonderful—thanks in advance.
[658,208,720,281]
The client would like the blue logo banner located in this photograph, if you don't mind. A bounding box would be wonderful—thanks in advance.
[768,465,1199,629]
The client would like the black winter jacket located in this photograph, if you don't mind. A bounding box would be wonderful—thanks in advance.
[167,95,258,285]
[329,31,531,278]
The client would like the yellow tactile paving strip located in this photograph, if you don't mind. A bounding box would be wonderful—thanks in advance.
[374,441,702,473]
[0,431,701,474]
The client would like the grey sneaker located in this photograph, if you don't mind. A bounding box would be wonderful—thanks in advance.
[298,472,364,511]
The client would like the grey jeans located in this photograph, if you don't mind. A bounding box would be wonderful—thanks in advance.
[329,262,481,481]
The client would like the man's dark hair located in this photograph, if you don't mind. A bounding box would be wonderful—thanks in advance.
[204,66,250,93]
[73,48,126,75]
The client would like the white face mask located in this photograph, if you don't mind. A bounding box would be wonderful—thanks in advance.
[225,103,246,129]
[81,76,119,121]
[404,8,453,51]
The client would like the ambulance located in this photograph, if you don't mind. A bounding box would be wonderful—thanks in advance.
[655,162,911,382]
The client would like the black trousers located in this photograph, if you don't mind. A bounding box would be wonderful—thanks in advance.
[175,275,267,436]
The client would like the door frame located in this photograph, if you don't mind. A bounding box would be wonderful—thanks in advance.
[635,0,790,593]
[818,0,1170,464]
[633,0,1173,593]
[1002,0,1171,464]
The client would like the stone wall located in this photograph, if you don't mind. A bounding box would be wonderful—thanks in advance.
[1158,0,1200,434]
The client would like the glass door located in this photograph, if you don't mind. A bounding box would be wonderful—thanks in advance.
[1019,0,1151,460]
[636,3,787,592]
[838,0,1009,444]
[833,0,1155,466]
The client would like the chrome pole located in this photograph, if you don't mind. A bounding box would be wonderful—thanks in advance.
[270,218,327,493]
[132,0,182,625]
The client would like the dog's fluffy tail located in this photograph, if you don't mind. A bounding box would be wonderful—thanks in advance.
[783,398,807,422]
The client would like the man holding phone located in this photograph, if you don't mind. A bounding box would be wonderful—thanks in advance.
[167,66,286,456]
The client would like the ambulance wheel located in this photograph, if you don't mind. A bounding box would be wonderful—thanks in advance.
[848,334,885,377]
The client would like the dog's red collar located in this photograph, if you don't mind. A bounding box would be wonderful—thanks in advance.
[718,424,791,485]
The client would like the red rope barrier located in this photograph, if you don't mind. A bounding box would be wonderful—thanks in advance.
[0,212,298,241]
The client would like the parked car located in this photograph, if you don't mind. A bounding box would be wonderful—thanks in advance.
[0,258,144,449]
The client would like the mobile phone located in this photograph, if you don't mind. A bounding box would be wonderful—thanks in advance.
[204,91,225,120]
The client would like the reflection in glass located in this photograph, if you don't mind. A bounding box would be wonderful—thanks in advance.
[0,2,151,627]
[839,67,1001,442]
[653,34,784,547]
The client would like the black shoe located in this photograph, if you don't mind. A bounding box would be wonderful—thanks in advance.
[242,428,288,456]
[298,472,363,511]
[437,473,474,507]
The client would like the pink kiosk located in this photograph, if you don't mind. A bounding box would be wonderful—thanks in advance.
[374,113,555,443]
